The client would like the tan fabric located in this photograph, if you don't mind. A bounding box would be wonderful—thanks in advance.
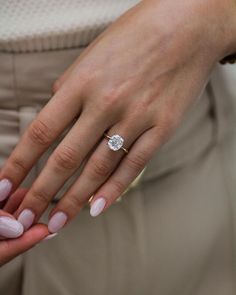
[0,48,235,295]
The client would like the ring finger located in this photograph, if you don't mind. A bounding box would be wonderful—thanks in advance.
[47,120,150,233]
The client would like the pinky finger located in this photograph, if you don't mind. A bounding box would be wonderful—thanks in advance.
[89,128,160,217]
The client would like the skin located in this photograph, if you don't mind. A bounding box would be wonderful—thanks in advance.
[0,0,236,231]
[0,189,49,266]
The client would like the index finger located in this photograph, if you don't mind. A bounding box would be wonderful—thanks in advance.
[0,84,82,199]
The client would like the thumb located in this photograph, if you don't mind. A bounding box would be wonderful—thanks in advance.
[0,210,24,239]
[0,224,49,267]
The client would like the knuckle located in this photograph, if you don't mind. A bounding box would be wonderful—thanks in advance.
[65,194,85,210]
[156,111,178,143]
[104,88,119,103]
[162,114,176,132]
[10,155,28,175]
[110,179,124,195]
[99,87,122,112]
[72,68,95,94]
[52,146,79,171]
[77,67,94,82]
[125,151,148,171]
[79,70,93,86]
[27,119,54,146]
[163,103,180,129]
[151,126,166,146]
[137,96,154,111]
[89,158,111,179]
[31,186,50,205]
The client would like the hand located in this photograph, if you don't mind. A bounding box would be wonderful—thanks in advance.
[0,0,236,233]
[0,188,49,267]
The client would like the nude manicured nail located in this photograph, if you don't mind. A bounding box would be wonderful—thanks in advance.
[0,179,12,201]
[48,212,67,233]
[42,233,58,241]
[0,216,24,238]
[90,197,106,217]
[18,209,35,230]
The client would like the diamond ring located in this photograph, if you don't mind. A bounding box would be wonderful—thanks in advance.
[104,133,129,154]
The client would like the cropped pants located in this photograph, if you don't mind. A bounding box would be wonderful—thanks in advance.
[0,48,235,295]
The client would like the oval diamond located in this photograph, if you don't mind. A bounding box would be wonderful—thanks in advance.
[107,135,124,151]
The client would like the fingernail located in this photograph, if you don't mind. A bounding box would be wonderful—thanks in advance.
[90,197,106,217]
[0,179,12,201]
[0,216,24,238]
[42,233,58,241]
[18,209,35,231]
[48,211,67,233]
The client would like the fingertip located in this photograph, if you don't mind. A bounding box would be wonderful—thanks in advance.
[90,197,106,217]
[0,178,13,201]
[0,216,24,238]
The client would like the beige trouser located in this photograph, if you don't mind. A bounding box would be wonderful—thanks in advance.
[0,48,235,295]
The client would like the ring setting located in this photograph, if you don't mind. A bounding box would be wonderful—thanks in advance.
[104,133,128,154]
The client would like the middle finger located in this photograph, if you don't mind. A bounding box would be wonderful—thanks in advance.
[15,111,110,229]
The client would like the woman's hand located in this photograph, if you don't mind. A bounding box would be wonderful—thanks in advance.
[0,188,49,267]
[0,0,236,233]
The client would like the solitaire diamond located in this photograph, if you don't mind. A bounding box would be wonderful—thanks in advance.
[107,135,124,151]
